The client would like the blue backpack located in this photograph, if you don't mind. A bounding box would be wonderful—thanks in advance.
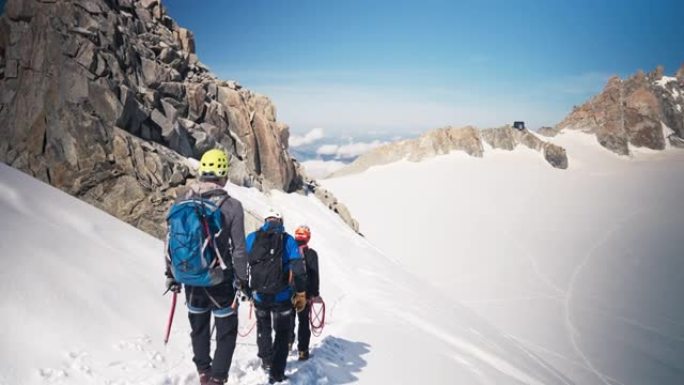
[166,195,228,287]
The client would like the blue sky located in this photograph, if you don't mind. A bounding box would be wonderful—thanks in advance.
[164,0,683,137]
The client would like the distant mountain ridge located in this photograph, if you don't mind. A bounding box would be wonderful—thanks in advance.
[331,125,568,178]
[331,65,684,178]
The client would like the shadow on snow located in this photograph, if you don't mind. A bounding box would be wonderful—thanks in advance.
[287,336,370,384]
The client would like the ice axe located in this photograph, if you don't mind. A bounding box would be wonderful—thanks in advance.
[164,291,178,345]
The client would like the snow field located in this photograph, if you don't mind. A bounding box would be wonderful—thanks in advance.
[0,163,572,384]
[322,130,684,385]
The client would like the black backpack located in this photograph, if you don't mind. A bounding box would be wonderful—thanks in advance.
[248,229,288,294]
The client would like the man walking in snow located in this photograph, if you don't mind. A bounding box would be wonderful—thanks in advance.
[165,149,248,385]
[289,225,320,361]
[246,208,308,384]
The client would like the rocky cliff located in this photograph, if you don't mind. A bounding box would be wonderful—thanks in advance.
[554,65,684,155]
[331,125,568,178]
[0,0,358,236]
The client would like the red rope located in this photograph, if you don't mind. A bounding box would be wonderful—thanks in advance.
[309,297,326,337]
[238,301,257,337]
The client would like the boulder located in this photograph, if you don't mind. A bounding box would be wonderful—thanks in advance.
[157,81,184,100]
[164,121,195,158]
[481,126,515,150]
[186,82,207,121]
[217,86,241,107]
[116,86,149,134]
[158,46,179,64]
[180,118,215,158]
[537,126,560,137]
[88,81,123,123]
[5,0,35,21]
[75,0,103,15]
[150,108,172,135]
[139,0,159,10]
[516,130,544,151]
[175,27,195,54]
[543,143,568,169]
[140,57,163,86]
[313,185,360,233]
[669,135,684,148]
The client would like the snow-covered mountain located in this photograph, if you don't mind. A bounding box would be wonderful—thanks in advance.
[323,130,684,385]
[0,162,579,385]
[330,66,684,179]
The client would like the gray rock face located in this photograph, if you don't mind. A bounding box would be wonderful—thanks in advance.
[536,126,560,137]
[543,143,568,169]
[0,0,359,237]
[556,66,684,155]
[297,163,359,233]
[332,125,567,177]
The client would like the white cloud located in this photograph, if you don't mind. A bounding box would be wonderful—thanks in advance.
[316,140,387,160]
[316,144,339,156]
[289,127,325,147]
[300,160,347,180]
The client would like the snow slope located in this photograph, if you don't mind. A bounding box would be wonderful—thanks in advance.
[322,130,684,385]
[0,162,574,385]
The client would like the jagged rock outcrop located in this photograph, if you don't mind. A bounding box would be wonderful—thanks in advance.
[556,65,684,155]
[293,160,359,233]
[537,126,560,137]
[0,0,358,237]
[331,125,567,177]
[313,186,359,232]
[481,126,568,169]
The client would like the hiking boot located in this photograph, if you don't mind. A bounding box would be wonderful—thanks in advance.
[261,358,272,372]
[198,370,210,385]
[268,374,288,384]
[298,350,310,361]
[206,377,226,385]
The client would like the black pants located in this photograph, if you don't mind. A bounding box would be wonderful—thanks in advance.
[255,299,293,379]
[185,282,238,381]
[290,302,311,352]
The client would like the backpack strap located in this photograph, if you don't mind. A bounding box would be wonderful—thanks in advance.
[211,194,230,270]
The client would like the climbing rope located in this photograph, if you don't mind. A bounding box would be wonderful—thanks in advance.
[309,297,326,337]
[238,301,257,337]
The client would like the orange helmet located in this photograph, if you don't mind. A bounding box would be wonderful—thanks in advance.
[294,225,311,243]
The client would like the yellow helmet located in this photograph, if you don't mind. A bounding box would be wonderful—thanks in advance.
[199,149,229,177]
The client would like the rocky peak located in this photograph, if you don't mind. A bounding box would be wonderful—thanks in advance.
[556,65,684,155]
[0,0,358,236]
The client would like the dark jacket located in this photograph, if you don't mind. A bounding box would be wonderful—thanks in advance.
[165,181,248,284]
[246,221,307,303]
[300,246,320,298]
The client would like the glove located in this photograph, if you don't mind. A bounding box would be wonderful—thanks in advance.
[165,277,181,294]
[237,280,252,301]
[293,292,307,313]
